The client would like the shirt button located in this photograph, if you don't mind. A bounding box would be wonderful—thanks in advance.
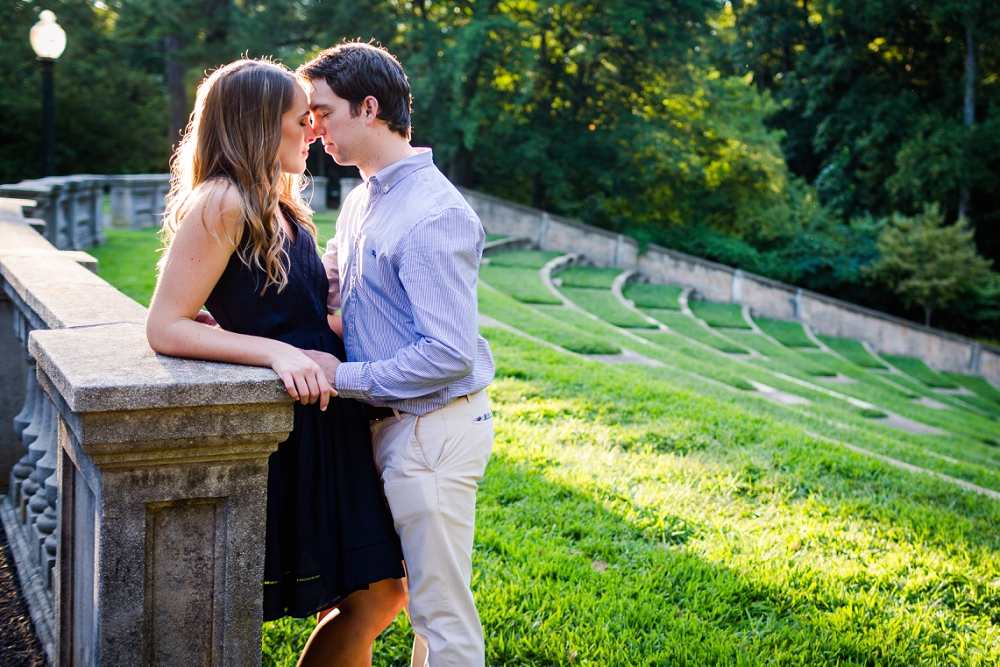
[382,185,389,193]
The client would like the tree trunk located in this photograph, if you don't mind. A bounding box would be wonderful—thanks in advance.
[924,300,933,328]
[532,173,549,210]
[165,34,188,149]
[448,136,474,187]
[959,16,976,219]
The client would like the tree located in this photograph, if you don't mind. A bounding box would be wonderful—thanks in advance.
[864,203,992,326]
[0,0,169,181]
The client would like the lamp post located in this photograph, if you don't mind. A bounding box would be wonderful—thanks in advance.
[30,10,66,177]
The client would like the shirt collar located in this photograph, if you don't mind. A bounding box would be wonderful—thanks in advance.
[365,148,434,194]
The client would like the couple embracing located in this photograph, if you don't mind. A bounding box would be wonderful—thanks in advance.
[145,43,494,667]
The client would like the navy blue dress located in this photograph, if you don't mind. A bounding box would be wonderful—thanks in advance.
[205,213,404,621]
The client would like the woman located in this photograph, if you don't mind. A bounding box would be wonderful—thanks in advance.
[146,59,405,667]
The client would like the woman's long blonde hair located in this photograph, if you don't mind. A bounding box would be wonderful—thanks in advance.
[160,58,316,293]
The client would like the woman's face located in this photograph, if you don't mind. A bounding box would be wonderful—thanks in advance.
[277,83,314,175]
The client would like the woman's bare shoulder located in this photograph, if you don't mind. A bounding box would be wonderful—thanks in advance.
[185,179,244,240]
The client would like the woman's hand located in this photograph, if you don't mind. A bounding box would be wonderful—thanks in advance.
[271,344,337,410]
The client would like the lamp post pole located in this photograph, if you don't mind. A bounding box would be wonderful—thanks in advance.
[30,10,66,177]
[40,57,56,176]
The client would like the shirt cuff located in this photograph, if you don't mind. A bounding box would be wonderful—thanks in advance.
[334,361,365,399]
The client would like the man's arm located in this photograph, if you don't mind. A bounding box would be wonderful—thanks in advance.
[334,208,482,400]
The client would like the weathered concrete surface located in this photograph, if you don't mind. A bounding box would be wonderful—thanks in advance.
[639,244,735,303]
[28,323,293,666]
[30,322,291,413]
[458,188,639,270]
[107,174,170,229]
[1,215,297,666]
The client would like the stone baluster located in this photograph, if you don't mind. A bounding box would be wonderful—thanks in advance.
[11,387,51,508]
[11,381,47,507]
[39,466,59,587]
[19,395,55,524]
[28,396,59,572]
[12,359,37,438]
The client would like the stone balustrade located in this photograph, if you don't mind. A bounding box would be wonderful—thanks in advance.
[0,211,295,665]
[107,175,172,229]
[1,174,329,245]
[0,176,106,250]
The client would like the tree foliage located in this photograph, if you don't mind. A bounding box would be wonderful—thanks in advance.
[864,204,992,326]
[2,0,1000,339]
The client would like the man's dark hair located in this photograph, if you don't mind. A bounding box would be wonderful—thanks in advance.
[299,42,412,139]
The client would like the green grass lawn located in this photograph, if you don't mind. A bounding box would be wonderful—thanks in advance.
[945,372,1000,405]
[311,208,339,248]
[755,318,819,348]
[483,249,564,269]
[479,286,620,355]
[882,355,959,389]
[725,331,837,376]
[559,287,659,328]
[553,265,624,289]
[485,233,507,242]
[642,309,750,353]
[87,227,162,306]
[623,282,683,310]
[816,335,888,369]
[479,264,564,305]
[88,228,1000,665]
[688,300,752,329]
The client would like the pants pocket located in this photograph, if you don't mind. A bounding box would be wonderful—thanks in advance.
[411,410,449,470]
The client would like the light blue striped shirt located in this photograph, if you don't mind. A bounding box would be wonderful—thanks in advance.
[323,149,495,416]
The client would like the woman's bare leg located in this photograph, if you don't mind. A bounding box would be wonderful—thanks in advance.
[297,578,406,667]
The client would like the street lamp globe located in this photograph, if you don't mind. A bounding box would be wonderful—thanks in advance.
[30,10,66,60]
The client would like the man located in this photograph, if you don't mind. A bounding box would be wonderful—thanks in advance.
[298,43,496,667]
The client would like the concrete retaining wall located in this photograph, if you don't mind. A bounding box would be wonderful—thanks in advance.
[455,189,1000,384]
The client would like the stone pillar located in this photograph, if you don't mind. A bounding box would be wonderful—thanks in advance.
[109,175,172,229]
[30,322,292,667]
[305,175,329,212]
[339,177,363,205]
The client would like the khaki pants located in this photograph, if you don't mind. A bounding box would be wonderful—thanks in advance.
[371,390,494,667]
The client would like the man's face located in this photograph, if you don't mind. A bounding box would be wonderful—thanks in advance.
[307,78,366,167]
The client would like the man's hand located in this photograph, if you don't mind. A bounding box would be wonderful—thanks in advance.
[302,349,341,390]
[194,309,219,327]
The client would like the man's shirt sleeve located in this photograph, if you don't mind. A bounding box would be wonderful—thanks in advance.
[335,207,482,400]
[321,236,340,314]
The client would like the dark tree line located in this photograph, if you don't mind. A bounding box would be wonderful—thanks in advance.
[0,0,997,338]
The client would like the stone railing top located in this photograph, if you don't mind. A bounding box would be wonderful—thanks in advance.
[0,174,107,195]
[30,322,290,414]
[0,219,130,329]
[106,174,171,183]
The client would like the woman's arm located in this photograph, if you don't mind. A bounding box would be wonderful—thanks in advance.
[146,184,334,409]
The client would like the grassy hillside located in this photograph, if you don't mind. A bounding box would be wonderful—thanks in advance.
[87,236,1000,666]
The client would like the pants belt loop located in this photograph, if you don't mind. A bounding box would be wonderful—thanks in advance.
[392,408,401,421]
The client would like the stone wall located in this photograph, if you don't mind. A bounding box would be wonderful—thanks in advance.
[449,186,1000,384]
[0,210,295,665]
